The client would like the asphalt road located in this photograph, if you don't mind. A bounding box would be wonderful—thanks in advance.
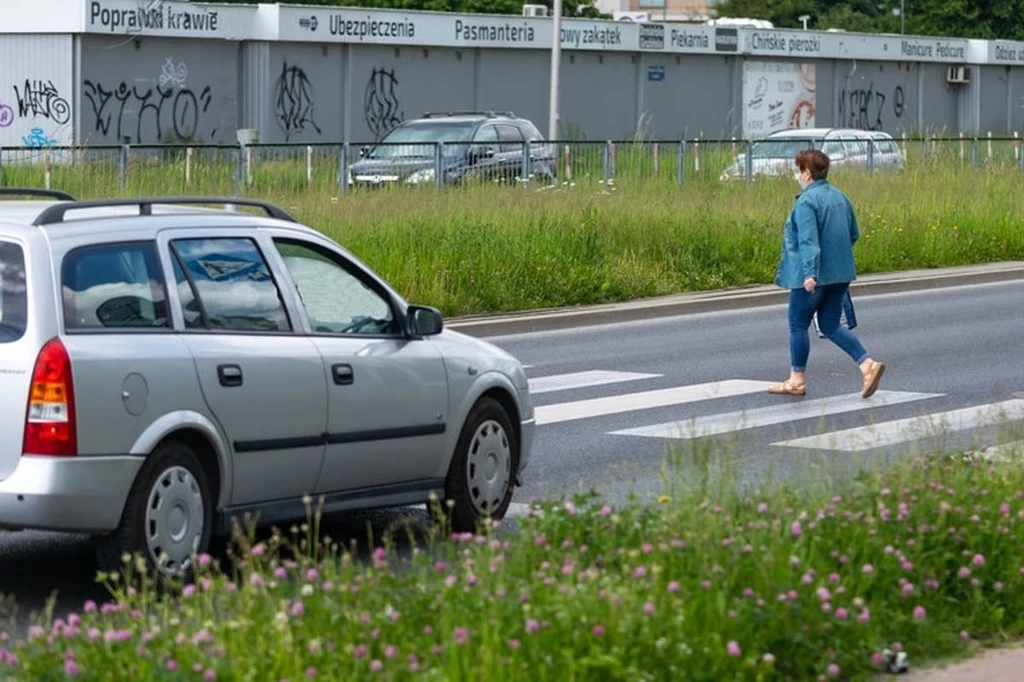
[490,279,1024,505]
[1,279,1022,635]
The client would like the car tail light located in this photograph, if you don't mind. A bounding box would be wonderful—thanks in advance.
[23,338,77,456]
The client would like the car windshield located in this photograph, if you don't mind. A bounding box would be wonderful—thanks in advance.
[367,121,477,159]
[749,138,819,159]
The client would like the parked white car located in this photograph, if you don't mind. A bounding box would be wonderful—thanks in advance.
[719,127,905,181]
[0,189,535,579]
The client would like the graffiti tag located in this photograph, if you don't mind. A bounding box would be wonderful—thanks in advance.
[82,79,215,143]
[838,83,904,131]
[13,79,71,125]
[272,62,321,140]
[364,67,403,140]
[22,128,57,148]
[0,104,13,128]
[158,58,189,89]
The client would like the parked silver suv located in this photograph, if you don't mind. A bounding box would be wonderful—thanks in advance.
[0,189,534,578]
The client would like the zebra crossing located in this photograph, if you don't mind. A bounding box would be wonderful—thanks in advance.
[526,369,1024,454]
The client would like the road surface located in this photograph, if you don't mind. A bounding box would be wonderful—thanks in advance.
[1,279,1021,634]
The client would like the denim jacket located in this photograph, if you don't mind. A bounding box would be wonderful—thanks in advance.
[775,179,860,289]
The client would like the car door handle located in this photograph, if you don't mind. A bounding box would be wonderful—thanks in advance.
[217,364,243,387]
[332,363,354,385]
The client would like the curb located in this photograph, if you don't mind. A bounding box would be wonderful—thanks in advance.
[446,261,1024,338]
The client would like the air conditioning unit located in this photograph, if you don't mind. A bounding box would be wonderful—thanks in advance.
[522,4,548,17]
[613,11,649,22]
[946,65,970,84]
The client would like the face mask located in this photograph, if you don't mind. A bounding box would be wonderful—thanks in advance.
[794,173,807,188]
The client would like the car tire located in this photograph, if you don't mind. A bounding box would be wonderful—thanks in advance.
[442,397,518,533]
[95,439,213,582]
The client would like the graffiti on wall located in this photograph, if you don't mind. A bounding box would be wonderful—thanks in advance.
[13,79,71,126]
[364,67,403,140]
[272,61,321,141]
[0,79,71,147]
[838,83,905,131]
[82,59,217,143]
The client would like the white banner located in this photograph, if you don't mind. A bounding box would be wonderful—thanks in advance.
[742,60,816,139]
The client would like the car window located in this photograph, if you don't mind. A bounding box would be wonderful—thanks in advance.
[61,241,169,331]
[0,240,27,343]
[472,125,499,145]
[497,124,524,152]
[844,137,869,156]
[821,140,846,158]
[169,237,291,333]
[273,239,398,336]
[520,121,545,141]
[170,253,205,329]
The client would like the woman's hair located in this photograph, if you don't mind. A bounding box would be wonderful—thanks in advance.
[795,148,830,180]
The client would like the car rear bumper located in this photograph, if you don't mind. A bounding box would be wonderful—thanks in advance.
[0,455,141,533]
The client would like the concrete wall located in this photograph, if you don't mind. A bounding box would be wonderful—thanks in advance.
[78,35,240,145]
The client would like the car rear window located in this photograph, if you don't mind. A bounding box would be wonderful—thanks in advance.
[0,240,28,343]
[61,241,169,330]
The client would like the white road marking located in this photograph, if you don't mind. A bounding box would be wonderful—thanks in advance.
[774,399,1024,452]
[609,390,942,440]
[535,379,775,426]
[528,370,662,394]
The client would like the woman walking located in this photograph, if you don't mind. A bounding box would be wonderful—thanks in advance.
[769,148,885,398]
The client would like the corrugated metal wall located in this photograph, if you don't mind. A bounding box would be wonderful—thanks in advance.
[0,34,75,148]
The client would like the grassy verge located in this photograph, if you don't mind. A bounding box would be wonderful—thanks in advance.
[3,157,1024,318]
[4,440,1024,680]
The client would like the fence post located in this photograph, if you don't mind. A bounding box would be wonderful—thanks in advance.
[987,131,992,161]
[185,146,193,186]
[603,140,612,186]
[44,150,52,190]
[235,144,245,197]
[339,142,349,193]
[521,139,531,185]
[118,144,129,191]
[971,135,978,168]
[959,132,964,162]
[744,139,753,185]
[867,140,875,174]
[0,146,5,186]
[434,141,444,189]
[652,141,660,178]
[306,145,313,185]
[564,144,572,183]
[1019,133,1024,171]
[676,139,685,186]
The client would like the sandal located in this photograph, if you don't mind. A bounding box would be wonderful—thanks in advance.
[769,379,806,396]
[861,360,885,398]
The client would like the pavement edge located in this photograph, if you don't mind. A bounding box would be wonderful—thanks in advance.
[446,261,1024,338]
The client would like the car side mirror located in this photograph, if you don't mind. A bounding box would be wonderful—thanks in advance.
[359,146,370,158]
[406,304,443,337]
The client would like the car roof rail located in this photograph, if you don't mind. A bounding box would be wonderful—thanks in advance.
[31,196,297,226]
[0,187,77,201]
[421,110,516,119]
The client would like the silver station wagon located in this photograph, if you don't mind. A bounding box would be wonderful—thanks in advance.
[0,189,534,578]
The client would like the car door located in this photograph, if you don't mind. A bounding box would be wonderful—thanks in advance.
[159,230,327,506]
[263,231,450,494]
[466,124,501,182]
[496,124,526,181]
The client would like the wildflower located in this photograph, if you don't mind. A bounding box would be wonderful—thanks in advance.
[592,625,605,636]
[600,505,612,516]
[862,563,874,574]
[758,503,769,514]
[251,543,265,556]
[182,584,197,598]
[727,641,741,657]
[972,554,986,566]
[204,671,216,682]
[454,628,468,645]
[913,605,926,620]
[308,665,320,677]
[668,581,680,593]
[835,608,848,620]
[643,602,655,615]
[385,645,397,659]
[526,619,539,634]
[858,608,871,624]
[65,659,80,676]
[827,663,840,678]
[790,520,803,537]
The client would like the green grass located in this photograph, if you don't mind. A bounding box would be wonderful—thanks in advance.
[2,142,1023,318]
[5,435,1024,680]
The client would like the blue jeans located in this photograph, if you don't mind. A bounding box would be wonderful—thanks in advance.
[788,283,869,372]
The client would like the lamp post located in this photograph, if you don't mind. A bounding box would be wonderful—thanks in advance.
[548,0,562,142]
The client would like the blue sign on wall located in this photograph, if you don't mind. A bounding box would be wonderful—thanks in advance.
[647,65,665,82]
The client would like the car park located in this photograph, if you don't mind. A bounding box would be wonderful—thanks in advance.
[0,188,535,578]
[347,111,557,188]
[719,127,905,181]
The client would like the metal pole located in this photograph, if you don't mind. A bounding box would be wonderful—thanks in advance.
[901,0,905,34]
[549,0,562,142]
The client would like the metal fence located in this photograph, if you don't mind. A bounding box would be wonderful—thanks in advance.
[1,134,1022,196]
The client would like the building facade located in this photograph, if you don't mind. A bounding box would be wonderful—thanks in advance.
[1,0,1022,149]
